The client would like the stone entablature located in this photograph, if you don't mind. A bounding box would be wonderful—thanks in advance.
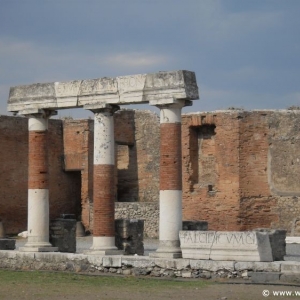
[7,70,198,113]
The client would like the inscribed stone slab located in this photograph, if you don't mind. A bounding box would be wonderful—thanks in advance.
[179,231,273,262]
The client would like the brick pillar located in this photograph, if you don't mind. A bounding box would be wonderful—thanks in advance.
[20,110,58,252]
[150,102,184,258]
[85,105,123,255]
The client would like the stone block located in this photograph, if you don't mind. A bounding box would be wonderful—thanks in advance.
[281,262,300,274]
[49,218,76,253]
[182,221,208,231]
[121,257,155,268]
[190,260,235,272]
[102,257,122,268]
[0,239,15,250]
[249,272,281,283]
[255,228,286,260]
[180,231,273,261]
[175,259,190,270]
[182,271,192,278]
[8,70,199,112]
[234,261,281,272]
[154,259,176,269]
[115,219,144,255]
[280,274,300,283]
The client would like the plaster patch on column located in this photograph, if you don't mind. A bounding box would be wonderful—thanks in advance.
[26,189,50,246]
[159,190,182,241]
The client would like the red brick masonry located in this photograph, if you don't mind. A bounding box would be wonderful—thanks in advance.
[28,131,48,189]
[160,123,182,191]
[93,164,115,237]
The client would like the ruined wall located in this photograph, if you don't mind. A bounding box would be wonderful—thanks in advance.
[115,202,159,238]
[238,111,278,230]
[0,116,80,234]
[182,110,300,234]
[62,110,160,233]
[182,112,241,231]
[2,109,300,235]
[62,119,94,231]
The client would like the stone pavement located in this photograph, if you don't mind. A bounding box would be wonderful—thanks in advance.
[15,236,159,256]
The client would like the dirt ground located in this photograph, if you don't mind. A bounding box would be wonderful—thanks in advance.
[0,270,300,300]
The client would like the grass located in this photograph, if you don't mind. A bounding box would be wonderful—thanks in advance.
[0,269,211,300]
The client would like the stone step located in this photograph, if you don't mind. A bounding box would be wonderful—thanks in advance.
[249,272,281,283]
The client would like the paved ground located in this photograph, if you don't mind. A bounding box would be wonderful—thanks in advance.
[15,236,159,255]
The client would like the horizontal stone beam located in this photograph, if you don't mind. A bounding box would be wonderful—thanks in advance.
[7,70,199,113]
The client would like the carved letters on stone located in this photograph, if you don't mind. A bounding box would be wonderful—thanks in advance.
[179,231,273,262]
[7,70,199,113]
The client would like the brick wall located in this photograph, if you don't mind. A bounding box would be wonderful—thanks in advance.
[182,110,300,234]
[0,116,80,234]
[182,112,241,231]
[62,119,94,232]
[2,109,300,235]
[63,110,160,233]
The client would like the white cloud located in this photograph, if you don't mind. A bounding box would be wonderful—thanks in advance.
[102,52,171,69]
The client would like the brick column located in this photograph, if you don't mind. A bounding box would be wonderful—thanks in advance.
[85,105,123,255]
[20,110,58,252]
[150,102,184,258]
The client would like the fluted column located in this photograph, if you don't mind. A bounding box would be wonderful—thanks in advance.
[20,110,58,252]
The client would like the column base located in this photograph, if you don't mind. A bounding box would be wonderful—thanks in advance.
[149,240,182,258]
[84,236,124,255]
[19,246,58,252]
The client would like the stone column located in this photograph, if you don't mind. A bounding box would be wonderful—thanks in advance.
[85,105,123,255]
[20,110,58,252]
[150,102,184,258]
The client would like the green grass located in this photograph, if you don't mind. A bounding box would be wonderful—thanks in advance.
[0,269,212,299]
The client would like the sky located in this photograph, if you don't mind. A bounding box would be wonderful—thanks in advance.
[0,0,300,118]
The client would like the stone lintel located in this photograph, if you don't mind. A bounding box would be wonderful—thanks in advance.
[8,70,199,112]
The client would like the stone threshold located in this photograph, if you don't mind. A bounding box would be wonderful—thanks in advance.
[1,250,300,283]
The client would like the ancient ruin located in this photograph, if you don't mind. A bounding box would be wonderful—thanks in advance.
[6,70,199,258]
[1,69,300,281]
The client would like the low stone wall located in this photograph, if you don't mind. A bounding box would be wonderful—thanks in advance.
[0,250,299,282]
[115,203,159,238]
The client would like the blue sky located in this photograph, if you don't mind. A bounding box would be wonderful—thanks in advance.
[1,0,299,118]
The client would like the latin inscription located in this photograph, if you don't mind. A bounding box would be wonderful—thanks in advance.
[55,81,82,97]
[180,231,256,246]
[117,74,146,94]
[80,78,117,95]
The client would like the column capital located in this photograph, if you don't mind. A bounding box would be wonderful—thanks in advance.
[19,108,57,119]
[156,100,186,124]
[151,99,192,109]
[84,103,120,115]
